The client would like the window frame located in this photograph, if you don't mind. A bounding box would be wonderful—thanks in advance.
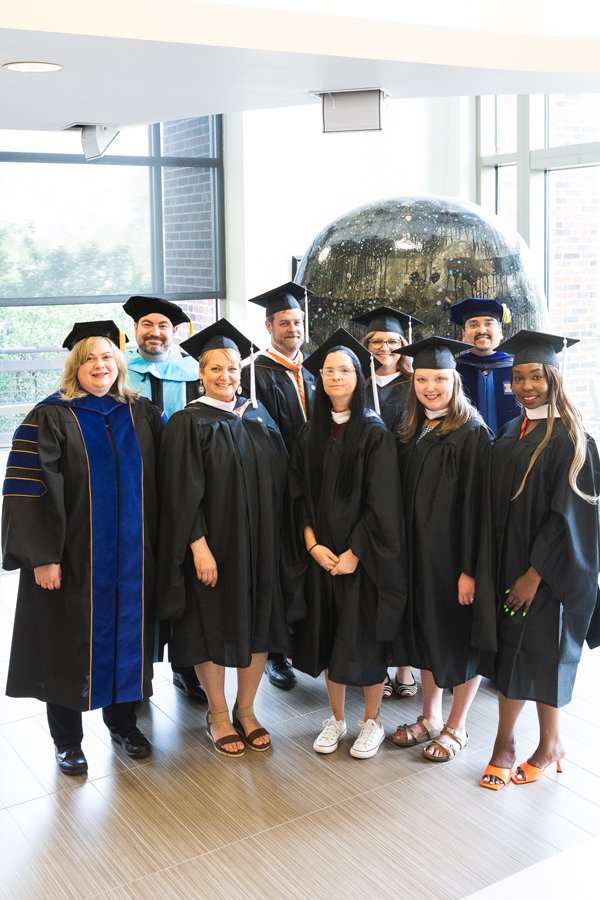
[0,117,226,308]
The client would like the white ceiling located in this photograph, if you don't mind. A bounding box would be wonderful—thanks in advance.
[2,1,600,132]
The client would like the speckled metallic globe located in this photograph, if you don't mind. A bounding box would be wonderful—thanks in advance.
[295,195,548,350]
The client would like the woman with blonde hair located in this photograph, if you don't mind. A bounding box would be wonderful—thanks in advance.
[353,306,418,431]
[479,331,600,790]
[391,336,493,761]
[157,319,289,757]
[2,321,164,776]
[353,306,421,700]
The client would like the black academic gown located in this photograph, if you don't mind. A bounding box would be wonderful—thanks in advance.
[156,397,290,668]
[285,414,407,687]
[2,393,163,711]
[365,374,411,431]
[393,418,493,688]
[241,353,316,453]
[477,417,600,707]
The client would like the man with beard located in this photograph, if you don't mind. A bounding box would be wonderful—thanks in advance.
[241,281,316,690]
[450,298,521,434]
[123,294,206,703]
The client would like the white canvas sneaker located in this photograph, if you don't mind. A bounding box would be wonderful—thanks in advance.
[313,717,347,753]
[350,719,385,759]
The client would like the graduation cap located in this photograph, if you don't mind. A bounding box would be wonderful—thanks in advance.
[248,281,314,344]
[63,320,128,352]
[497,329,579,373]
[180,318,261,408]
[448,298,512,327]
[351,306,423,343]
[123,295,193,335]
[398,336,473,370]
[302,327,383,414]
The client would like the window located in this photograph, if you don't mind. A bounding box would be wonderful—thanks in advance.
[477,95,600,436]
[0,118,224,443]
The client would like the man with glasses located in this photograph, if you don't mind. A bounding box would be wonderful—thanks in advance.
[242,281,316,690]
[449,298,520,434]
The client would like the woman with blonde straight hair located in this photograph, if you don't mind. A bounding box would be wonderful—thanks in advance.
[2,321,163,776]
[157,319,289,758]
[391,336,493,762]
[479,331,600,790]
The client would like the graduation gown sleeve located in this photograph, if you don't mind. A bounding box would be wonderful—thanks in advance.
[156,409,209,620]
[347,425,408,637]
[2,408,67,570]
[528,432,600,635]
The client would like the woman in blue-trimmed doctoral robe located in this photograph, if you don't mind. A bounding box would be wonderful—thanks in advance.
[1,321,163,775]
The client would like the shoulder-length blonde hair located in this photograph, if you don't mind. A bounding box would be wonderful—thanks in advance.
[60,336,140,403]
[512,364,598,504]
[360,331,413,378]
[398,369,480,443]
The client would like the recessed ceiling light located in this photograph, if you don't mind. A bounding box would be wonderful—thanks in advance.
[3,61,63,73]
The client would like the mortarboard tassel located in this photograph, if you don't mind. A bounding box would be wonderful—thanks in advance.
[370,354,381,415]
[304,289,309,345]
[561,336,567,377]
[189,320,194,337]
[408,316,413,345]
[119,330,126,352]
[502,304,512,324]
[250,347,257,408]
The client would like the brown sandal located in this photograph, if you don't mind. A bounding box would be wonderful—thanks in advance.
[232,703,271,752]
[206,710,245,757]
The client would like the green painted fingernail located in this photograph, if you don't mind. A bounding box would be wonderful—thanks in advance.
[510,611,515,616]
[523,611,527,617]
[505,589,510,594]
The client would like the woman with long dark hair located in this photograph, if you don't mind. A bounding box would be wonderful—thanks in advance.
[285,329,406,759]
[479,331,600,790]
[391,336,492,762]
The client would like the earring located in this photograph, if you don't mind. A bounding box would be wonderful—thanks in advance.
[237,385,242,395]
[199,380,205,395]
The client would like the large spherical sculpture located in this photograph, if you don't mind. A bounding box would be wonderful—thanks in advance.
[295,195,548,350]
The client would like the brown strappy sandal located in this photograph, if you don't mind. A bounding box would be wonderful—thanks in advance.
[206,710,245,758]
[232,703,271,752]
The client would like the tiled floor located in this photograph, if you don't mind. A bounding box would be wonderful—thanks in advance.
[1,565,600,900]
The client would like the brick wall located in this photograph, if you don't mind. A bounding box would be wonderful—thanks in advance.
[161,117,218,333]
[547,96,600,434]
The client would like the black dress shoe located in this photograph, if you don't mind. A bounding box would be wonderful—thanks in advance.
[265,655,297,690]
[172,670,208,703]
[55,746,88,776]
[110,730,152,758]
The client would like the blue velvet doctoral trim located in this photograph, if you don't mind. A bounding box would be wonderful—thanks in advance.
[456,357,520,435]
[14,422,40,443]
[2,477,46,497]
[41,392,145,709]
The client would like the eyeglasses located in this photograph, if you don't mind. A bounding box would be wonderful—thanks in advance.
[368,339,402,350]
[321,367,355,378]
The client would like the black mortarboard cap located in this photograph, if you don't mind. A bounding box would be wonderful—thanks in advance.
[398,336,472,370]
[496,329,579,368]
[302,327,382,380]
[123,295,191,327]
[448,297,512,327]
[351,306,423,336]
[179,318,259,361]
[248,281,313,318]
[63,320,128,352]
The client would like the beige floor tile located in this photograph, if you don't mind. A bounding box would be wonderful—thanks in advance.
[0,730,48,807]
[7,780,185,900]
[0,807,68,900]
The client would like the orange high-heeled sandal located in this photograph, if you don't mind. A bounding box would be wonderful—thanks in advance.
[480,764,513,791]
[511,757,564,784]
